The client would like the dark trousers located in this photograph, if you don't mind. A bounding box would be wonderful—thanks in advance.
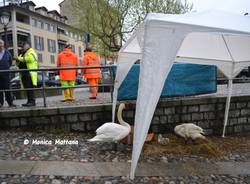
[0,75,13,106]
[21,73,36,104]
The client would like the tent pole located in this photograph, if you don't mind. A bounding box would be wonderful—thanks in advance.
[222,79,233,137]
[112,89,118,122]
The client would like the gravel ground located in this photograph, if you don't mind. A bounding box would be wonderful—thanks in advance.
[0,175,250,184]
[0,131,250,163]
[0,131,250,183]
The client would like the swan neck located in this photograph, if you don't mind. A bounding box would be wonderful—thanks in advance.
[117,105,130,128]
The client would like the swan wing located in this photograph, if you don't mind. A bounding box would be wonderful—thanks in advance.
[96,122,113,134]
[186,123,203,132]
[174,125,186,138]
[95,122,129,141]
[96,123,122,135]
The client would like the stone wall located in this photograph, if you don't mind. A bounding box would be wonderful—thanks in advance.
[0,105,112,133]
[1,95,250,135]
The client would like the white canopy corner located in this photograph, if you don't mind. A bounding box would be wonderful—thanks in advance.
[112,10,250,179]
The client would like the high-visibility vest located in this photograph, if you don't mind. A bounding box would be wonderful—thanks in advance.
[17,48,38,86]
[82,51,101,79]
[57,48,78,81]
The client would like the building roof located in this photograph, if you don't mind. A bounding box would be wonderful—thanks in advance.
[61,15,68,20]
[59,0,65,7]
[20,1,36,7]
[48,10,61,18]
[35,6,48,12]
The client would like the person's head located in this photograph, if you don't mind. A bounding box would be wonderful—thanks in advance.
[64,43,71,50]
[22,42,31,52]
[84,47,92,52]
[0,39,5,52]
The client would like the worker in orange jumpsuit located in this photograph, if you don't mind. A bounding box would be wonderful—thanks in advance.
[57,44,78,102]
[82,47,101,99]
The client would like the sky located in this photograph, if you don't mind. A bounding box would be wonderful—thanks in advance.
[31,0,63,12]
[31,0,250,15]
[189,0,250,15]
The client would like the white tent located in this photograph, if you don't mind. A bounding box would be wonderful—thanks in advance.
[112,10,250,179]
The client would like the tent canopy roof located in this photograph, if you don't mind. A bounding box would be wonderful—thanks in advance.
[146,10,250,34]
[121,10,250,53]
[119,10,250,78]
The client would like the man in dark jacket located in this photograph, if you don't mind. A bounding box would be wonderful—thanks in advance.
[0,39,15,107]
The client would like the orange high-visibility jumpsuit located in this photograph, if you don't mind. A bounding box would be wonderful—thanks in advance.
[82,51,101,99]
[57,48,78,101]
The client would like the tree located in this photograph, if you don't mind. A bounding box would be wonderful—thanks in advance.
[72,0,192,55]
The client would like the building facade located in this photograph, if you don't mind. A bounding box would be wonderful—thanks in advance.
[0,1,84,68]
[59,0,79,27]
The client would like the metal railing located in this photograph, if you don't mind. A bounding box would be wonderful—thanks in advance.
[0,65,115,107]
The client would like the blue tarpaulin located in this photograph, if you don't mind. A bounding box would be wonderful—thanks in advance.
[112,63,217,100]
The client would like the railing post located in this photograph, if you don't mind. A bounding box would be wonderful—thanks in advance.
[41,71,47,107]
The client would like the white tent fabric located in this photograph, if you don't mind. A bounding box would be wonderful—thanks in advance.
[112,24,144,121]
[112,10,250,179]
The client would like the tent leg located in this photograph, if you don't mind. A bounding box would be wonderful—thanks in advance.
[112,89,118,122]
[222,79,233,138]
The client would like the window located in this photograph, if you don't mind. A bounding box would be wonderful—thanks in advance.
[45,23,50,31]
[78,46,82,57]
[47,39,56,53]
[37,53,43,63]
[58,42,66,52]
[16,13,30,24]
[34,36,44,51]
[37,20,44,29]
[51,25,56,32]
[58,28,66,35]
[31,18,37,27]
[29,6,35,11]
[50,55,55,64]
[1,33,13,48]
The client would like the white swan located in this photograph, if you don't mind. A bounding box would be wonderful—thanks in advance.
[88,103,131,142]
[174,123,205,143]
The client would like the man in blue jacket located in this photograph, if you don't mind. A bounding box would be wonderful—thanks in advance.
[0,39,15,107]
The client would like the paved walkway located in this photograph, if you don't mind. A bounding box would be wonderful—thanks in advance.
[6,83,250,108]
[0,88,112,110]
[0,160,250,177]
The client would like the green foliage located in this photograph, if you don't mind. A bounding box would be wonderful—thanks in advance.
[72,0,192,55]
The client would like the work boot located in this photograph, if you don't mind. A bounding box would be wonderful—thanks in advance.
[61,89,70,102]
[89,93,97,100]
[22,102,36,107]
[8,103,17,108]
